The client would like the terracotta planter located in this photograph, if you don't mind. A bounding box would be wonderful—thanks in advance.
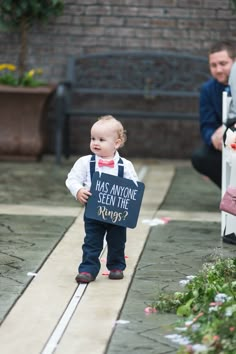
[0,84,56,160]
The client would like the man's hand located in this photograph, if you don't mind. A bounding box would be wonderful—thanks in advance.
[211,126,223,151]
[76,188,92,205]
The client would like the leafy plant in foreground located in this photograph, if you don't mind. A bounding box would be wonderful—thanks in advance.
[151,257,236,353]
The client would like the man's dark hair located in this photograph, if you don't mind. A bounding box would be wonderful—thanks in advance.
[209,40,236,59]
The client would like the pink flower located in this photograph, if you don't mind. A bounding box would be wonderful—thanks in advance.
[213,335,220,341]
[185,345,194,353]
[144,306,157,314]
[209,301,222,306]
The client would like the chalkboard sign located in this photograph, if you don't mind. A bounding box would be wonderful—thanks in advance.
[85,172,145,228]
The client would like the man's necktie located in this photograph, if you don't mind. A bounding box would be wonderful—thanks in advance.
[98,159,115,168]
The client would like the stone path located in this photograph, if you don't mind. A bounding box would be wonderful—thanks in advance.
[0,158,235,354]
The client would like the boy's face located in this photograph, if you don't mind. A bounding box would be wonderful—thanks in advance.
[209,49,234,85]
[90,121,121,159]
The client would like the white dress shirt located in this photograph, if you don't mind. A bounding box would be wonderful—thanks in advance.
[65,151,138,199]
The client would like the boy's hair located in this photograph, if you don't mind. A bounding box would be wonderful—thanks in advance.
[209,40,236,59]
[97,115,127,147]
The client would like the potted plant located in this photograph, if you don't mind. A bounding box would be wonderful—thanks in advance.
[0,0,64,160]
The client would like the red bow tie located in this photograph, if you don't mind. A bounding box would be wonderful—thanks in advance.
[98,159,115,168]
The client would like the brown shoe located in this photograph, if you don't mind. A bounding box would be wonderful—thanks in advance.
[109,270,124,280]
[75,272,94,283]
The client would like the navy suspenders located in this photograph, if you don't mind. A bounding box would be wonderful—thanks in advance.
[89,154,96,180]
[90,154,124,180]
[117,158,124,177]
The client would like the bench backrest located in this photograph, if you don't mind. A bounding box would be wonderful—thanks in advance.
[55,51,211,163]
[63,51,210,121]
[66,51,209,98]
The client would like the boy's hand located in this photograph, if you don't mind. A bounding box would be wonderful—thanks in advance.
[76,188,92,204]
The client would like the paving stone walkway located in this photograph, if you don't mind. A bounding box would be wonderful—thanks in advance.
[0,158,235,354]
[0,214,75,323]
[106,220,236,354]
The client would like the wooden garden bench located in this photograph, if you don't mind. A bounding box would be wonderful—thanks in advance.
[55,50,209,164]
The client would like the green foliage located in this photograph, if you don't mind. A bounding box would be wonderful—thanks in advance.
[0,0,64,29]
[0,0,64,81]
[176,301,236,353]
[151,257,236,353]
[0,64,45,87]
[152,258,236,316]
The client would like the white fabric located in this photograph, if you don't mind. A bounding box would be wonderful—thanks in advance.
[221,92,236,236]
[65,151,138,199]
[228,61,236,121]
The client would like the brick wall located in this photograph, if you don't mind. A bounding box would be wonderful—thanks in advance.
[1,0,236,159]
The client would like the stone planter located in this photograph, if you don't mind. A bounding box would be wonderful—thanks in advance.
[0,84,56,160]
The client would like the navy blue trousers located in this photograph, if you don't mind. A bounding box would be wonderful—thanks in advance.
[79,216,127,278]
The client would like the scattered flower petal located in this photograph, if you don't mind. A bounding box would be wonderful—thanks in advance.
[185,320,194,327]
[27,272,37,277]
[144,306,157,314]
[209,306,218,313]
[160,216,171,223]
[191,323,201,332]
[142,218,166,226]
[192,344,208,352]
[165,334,191,345]
[179,279,190,286]
[175,327,187,332]
[209,301,222,306]
[213,335,220,341]
[215,293,229,303]
[115,320,130,324]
